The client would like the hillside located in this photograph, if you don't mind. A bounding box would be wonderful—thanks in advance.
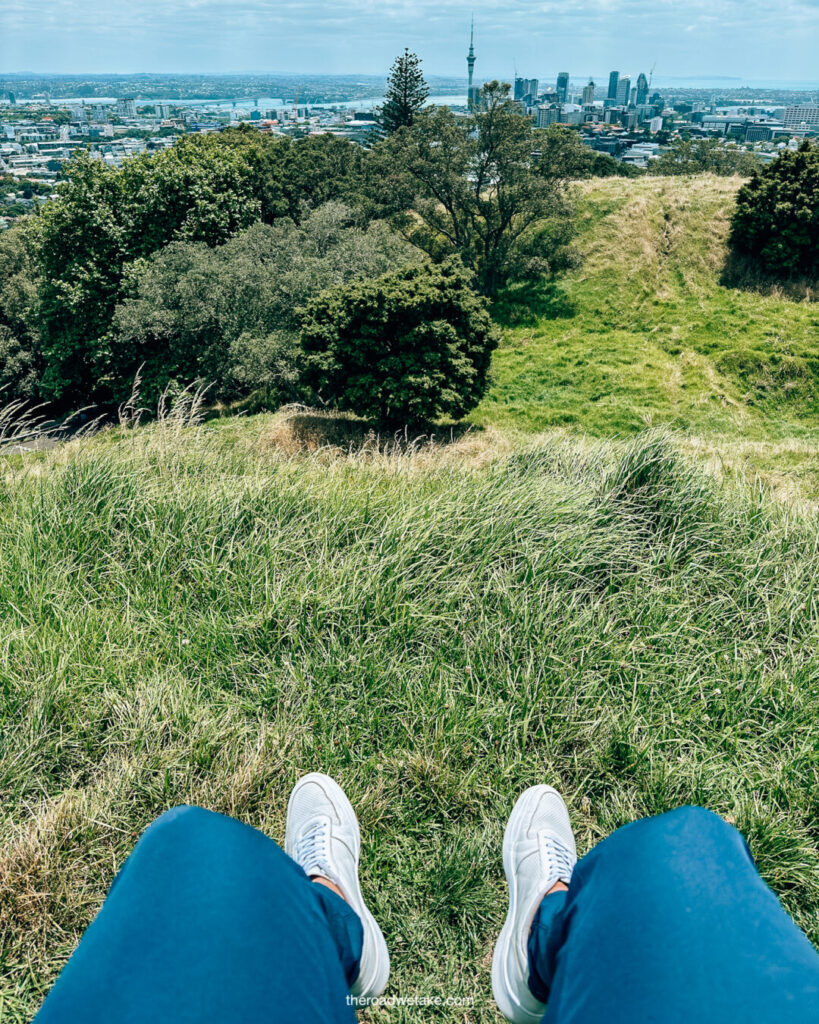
[2,175,819,1022]
[475,175,819,500]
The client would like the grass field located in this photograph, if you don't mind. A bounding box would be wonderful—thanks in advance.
[2,175,819,1021]
[477,175,819,502]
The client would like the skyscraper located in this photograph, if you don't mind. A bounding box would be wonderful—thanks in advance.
[467,18,477,111]
[616,75,631,105]
[514,77,526,102]
[636,73,649,105]
[607,71,619,100]
[556,72,569,104]
[582,79,595,105]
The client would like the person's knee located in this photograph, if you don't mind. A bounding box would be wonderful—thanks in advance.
[569,804,751,908]
[137,805,219,853]
[607,805,746,869]
[648,805,736,841]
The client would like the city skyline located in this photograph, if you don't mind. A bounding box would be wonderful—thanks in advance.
[2,0,818,82]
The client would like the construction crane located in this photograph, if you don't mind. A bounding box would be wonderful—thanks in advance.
[648,62,657,91]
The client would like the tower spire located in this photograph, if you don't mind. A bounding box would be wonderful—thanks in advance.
[467,15,476,111]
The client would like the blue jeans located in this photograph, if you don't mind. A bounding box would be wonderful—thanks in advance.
[35,805,819,1023]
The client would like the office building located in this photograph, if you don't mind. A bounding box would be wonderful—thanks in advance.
[537,105,561,128]
[783,106,819,128]
[607,71,619,101]
[557,72,570,104]
[636,73,649,106]
[582,80,595,105]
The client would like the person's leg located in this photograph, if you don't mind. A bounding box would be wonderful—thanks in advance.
[528,805,819,1024]
[35,804,364,1024]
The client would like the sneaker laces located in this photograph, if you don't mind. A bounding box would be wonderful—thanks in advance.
[540,831,574,886]
[295,819,334,880]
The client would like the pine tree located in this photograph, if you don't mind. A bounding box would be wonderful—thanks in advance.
[381,50,430,134]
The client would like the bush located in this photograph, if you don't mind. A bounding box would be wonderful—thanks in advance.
[300,258,500,427]
[111,204,415,406]
[729,142,819,280]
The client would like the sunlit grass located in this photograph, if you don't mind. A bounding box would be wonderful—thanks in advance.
[477,175,819,494]
[1,413,818,1021]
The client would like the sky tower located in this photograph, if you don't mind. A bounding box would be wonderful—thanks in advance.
[467,17,476,111]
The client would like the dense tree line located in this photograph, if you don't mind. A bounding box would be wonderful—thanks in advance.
[4,55,791,425]
[0,83,580,421]
[652,137,761,177]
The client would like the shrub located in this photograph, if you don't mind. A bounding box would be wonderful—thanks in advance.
[300,258,500,427]
[729,142,819,280]
[111,204,415,406]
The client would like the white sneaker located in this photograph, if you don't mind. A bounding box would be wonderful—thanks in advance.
[285,772,390,1005]
[492,786,577,1024]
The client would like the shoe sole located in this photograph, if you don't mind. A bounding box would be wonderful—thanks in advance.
[491,786,563,1024]
[286,772,390,1005]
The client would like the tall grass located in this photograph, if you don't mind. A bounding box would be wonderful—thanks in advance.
[1,416,818,1021]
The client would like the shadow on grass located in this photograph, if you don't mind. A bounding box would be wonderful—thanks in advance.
[492,281,577,329]
[266,407,483,454]
[720,253,817,302]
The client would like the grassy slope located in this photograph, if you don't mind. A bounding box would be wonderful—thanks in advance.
[2,177,819,1019]
[1,416,818,1021]
[474,175,819,500]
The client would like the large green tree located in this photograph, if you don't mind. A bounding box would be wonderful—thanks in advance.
[729,141,819,280]
[380,49,430,135]
[370,82,576,296]
[0,221,42,400]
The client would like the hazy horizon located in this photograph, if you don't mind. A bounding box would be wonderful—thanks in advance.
[2,1,817,83]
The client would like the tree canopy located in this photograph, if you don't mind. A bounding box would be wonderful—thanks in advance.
[110,204,415,406]
[370,82,577,296]
[31,128,366,408]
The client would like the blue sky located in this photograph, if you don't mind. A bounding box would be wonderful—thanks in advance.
[2,0,818,83]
